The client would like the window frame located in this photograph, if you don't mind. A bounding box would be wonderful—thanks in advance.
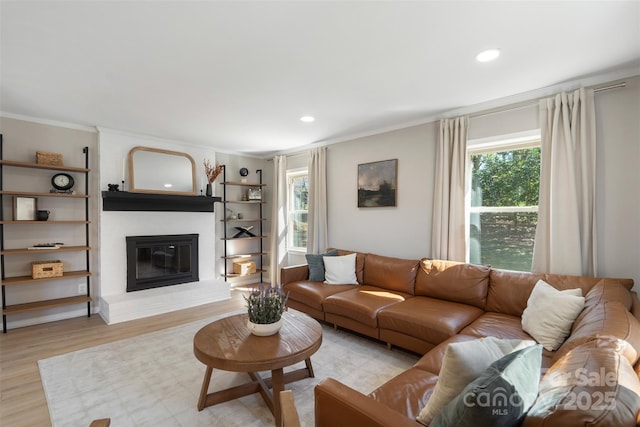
[286,168,309,253]
[466,130,541,269]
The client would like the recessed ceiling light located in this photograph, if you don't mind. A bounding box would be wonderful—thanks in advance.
[476,48,500,62]
[300,116,315,123]
[164,183,173,188]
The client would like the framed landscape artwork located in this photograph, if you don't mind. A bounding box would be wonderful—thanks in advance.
[357,159,397,207]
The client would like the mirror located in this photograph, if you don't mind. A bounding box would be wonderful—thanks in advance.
[129,146,196,195]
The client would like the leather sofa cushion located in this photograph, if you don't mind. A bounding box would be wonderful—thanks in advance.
[378,297,483,346]
[584,279,633,310]
[414,259,490,309]
[323,286,411,327]
[485,270,545,317]
[522,344,640,427]
[413,334,478,375]
[460,312,532,340]
[283,281,357,311]
[486,270,605,317]
[331,249,367,284]
[368,367,438,420]
[363,253,419,295]
[555,301,640,365]
[458,312,553,369]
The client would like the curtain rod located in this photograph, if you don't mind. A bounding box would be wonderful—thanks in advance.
[468,81,627,120]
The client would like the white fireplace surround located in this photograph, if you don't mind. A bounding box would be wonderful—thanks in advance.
[99,211,229,325]
[98,129,230,325]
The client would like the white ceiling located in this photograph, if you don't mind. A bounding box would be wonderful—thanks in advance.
[2,1,639,156]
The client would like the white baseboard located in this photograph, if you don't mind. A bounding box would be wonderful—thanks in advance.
[5,305,99,331]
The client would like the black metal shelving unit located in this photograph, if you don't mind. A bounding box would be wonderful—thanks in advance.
[220,166,267,284]
[0,137,92,332]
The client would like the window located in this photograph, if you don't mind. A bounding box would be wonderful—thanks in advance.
[468,135,540,271]
[287,170,308,252]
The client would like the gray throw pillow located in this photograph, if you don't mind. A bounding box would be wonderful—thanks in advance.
[431,344,542,427]
[305,250,338,282]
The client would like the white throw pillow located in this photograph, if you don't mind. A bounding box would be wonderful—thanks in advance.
[323,253,358,285]
[416,337,535,426]
[521,279,585,351]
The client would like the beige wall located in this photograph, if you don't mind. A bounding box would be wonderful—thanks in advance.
[0,117,99,328]
[327,122,438,259]
[325,76,640,290]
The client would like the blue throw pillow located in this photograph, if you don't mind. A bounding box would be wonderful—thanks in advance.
[305,250,338,282]
[431,344,542,427]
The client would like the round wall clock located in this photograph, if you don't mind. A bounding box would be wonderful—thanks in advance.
[51,173,75,191]
[239,167,249,177]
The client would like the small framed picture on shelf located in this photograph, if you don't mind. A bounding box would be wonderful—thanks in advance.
[247,188,262,201]
[13,196,37,221]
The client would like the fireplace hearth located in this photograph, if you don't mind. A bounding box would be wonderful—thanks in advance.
[126,234,199,292]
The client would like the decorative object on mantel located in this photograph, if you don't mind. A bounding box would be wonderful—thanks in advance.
[244,285,289,336]
[203,159,223,197]
[107,183,120,192]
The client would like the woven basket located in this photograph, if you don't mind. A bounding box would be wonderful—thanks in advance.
[36,151,63,166]
[32,260,63,279]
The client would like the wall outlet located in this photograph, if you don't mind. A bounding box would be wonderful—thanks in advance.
[77,283,87,294]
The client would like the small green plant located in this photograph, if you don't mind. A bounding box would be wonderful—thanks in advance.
[244,285,289,324]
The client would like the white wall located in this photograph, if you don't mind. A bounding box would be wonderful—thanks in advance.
[98,129,220,297]
[324,76,640,291]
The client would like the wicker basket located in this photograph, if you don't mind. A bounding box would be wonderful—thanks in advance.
[36,151,63,166]
[32,260,63,279]
[233,261,256,276]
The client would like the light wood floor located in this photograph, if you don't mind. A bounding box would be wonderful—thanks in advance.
[0,290,247,427]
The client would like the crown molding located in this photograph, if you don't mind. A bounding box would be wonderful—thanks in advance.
[0,111,97,133]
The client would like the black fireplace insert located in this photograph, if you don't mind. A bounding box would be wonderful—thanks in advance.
[126,234,199,292]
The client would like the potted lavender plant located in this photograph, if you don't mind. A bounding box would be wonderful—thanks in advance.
[244,285,289,336]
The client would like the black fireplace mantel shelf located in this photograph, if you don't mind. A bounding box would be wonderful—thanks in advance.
[102,191,221,212]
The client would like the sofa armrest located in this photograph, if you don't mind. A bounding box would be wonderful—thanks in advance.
[281,264,309,285]
[315,378,422,427]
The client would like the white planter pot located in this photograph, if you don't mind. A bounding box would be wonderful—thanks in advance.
[247,318,283,336]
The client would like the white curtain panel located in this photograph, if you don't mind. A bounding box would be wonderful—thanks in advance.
[307,146,328,253]
[269,155,288,285]
[431,116,468,261]
[532,88,597,276]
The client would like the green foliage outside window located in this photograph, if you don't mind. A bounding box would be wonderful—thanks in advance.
[471,148,540,207]
[470,147,540,271]
[290,174,308,249]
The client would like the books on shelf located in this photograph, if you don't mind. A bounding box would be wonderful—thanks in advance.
[27,243,64,250]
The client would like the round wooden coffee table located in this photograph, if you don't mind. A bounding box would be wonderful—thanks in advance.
[193,310,322,426]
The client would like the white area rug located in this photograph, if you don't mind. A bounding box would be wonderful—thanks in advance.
[39,311,418,426]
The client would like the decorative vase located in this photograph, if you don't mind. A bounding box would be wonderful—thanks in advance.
[247,318,283,336]
[205,183,213,197]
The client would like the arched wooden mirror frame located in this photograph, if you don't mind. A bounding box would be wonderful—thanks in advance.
[128,146,197,195]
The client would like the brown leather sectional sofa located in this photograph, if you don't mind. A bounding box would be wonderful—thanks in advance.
[281,249,640,426]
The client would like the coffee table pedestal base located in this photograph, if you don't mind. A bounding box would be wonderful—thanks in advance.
[197,358,315,426]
